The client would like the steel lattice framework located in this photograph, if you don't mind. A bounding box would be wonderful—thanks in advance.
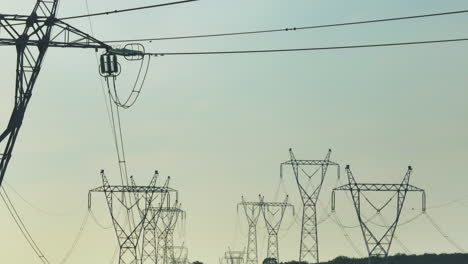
[225,249,246,264]
[0,0,143,187]
[130,176,178,264]
[237,196,262,264]
[259,195,294,263]
[280,148,339,264]
[171,245,189,264]
[332,165,426,264]
[156,203,185,264]
[88,170,176,264]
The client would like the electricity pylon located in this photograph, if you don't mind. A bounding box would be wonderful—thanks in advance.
[332,165,426,264]
[237,196,262,264]
[0,0,143,186]
[88,170,175,264]
[280,148,339,264]
[259,195,294,263]
[157,203,185,264]
[129,176,177,264]
[166,205,185,264]
[225,248,246,264]
[141,208,159,264]
[171,245,189,264]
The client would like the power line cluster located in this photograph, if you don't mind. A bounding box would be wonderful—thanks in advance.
[1,1,468,264]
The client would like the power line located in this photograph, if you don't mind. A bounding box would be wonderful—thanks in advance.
[0,187,49,264]
[3,182,70,217]
[424,212,466,253]
[60,210,90,264]
[104,9,468,43]
[144,37,468,56]
[60,0,199,20]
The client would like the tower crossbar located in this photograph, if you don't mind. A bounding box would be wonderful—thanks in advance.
[332,165,426,264]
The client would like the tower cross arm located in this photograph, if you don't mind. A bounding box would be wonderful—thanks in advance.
[89,185,176,193]
[0,17,112,50]
[281,160,339,166]
[333,183,425,192]
[49,20,111,50]
[238,201,263,206]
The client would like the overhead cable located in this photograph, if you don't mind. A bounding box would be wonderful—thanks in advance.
[145,37,468,56]
[104,9,468,43]
[60,0,199,20]
[424,212,466,253]
[0,187,49,264]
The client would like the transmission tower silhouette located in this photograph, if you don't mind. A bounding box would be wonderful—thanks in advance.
[280,148,339,264]
[259,195,294,263]
[238,196,262,264]
[171,245,189,264]
[156,203,186,264]
[332,165,426,264]
[138,181,178,264]
[141,206,159,264]
[88,170,176,264]
[0,0,146,187]
[225,248,246,264]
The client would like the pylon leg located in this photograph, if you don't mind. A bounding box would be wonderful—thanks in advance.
[266,232,279,261]
[299,203,319,263]
[246,223,258,264]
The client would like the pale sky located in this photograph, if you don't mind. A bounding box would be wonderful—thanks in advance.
[0,0,468,263]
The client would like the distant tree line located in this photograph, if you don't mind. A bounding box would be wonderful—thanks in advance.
[280,253,468,264]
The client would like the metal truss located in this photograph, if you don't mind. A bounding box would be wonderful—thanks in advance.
[237,196,262,264]
[156,203,185,264]
[332,165,426,263]
[259,195,294,263]
[171,245,189,264]
[130,177,177,264]
[280,148,339,264]
[88,170,175,264]
[225,248,245,264]
[0,1,143,186]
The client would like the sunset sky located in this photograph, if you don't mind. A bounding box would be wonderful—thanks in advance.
[0,0,467,263]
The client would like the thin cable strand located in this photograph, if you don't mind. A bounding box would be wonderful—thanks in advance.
[60,0,198,20]
[104,9,468,43]
[146,37,468,56]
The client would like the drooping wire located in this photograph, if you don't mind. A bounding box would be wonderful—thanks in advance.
[426,194,468,210]
[330,211,364,258]
[89,209,113,229]
[362,192,397,213]
[145,37,468,56]
[60,210,90,264]
[104,9,468,43]
[3,182,71,217]
[424,212,466,253]
[0,187,49,264]
[107,55,151,109]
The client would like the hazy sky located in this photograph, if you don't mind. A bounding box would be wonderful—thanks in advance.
[1,0,468,263]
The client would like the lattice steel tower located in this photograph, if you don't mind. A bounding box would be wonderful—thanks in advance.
[0,0,146,186]
[280,148,339,264]
[225,248,246,264]
[89,170,176,264]
[157,203,185,264]
[332,165,426,264]
[131,176,177,264]
[171,245,189,264]
[238,196,262,264]
[259,195,294,263]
